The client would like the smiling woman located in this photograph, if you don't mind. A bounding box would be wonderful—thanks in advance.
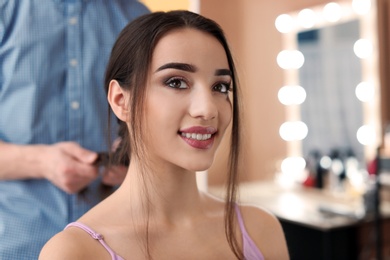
[39,11,289,260]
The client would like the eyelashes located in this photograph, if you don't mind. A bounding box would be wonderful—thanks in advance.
[165,77,188,89]
[164,76,232,94]
[213,82,231,94]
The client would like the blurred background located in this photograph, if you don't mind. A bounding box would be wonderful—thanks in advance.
[141,0,390,186]
[140,1,390,259]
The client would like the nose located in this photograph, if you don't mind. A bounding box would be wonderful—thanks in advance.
[188,87,217,120]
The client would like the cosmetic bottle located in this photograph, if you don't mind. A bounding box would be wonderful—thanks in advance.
[329,149,345,193]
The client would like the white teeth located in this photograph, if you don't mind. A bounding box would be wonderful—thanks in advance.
[181,132,212,140]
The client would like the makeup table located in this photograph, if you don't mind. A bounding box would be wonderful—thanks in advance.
[209,181,390,260]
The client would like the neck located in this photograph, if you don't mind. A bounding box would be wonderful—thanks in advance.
[117,158,207,224]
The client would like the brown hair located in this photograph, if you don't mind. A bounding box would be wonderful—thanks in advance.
[105,10,242,259]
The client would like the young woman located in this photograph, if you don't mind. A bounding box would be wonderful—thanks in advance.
[40,11,289,260]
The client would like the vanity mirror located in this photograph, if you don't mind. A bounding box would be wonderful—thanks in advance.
[299,19,363,159]
[275,0,380,181]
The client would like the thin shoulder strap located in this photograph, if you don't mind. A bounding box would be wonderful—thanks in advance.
[65,222,123,260]
[235,204,251,239]
[234,205,265,260]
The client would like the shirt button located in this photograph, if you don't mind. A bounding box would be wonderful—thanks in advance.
[71,101,80,110]
[69,17,78,25]
[70,59,78,67]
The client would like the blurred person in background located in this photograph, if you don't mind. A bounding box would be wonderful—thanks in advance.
[0,1,149,258]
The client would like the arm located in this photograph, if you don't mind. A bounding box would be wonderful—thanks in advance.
[0,140,99,193]
[39,230,91,260]
[39,226,110,259]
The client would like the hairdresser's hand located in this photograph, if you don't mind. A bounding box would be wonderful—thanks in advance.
[40,142,99,194]
[101,165,127,186]
[101,137,128,186]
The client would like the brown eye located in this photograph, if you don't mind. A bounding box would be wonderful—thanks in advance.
[165,77,188,89]
[213,82,230,94]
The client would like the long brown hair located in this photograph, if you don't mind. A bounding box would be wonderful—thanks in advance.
[104,10,242,259]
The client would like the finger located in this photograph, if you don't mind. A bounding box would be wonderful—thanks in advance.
[101,166,127,186]
[73,162,99,179]
[62,167,98,194]
[62,142,98,164]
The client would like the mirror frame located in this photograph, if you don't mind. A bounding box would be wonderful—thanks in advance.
[277,0,380,177]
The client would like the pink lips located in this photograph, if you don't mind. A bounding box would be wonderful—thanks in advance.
[179,126,217,149]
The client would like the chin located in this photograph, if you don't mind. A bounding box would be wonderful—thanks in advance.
[185,161,213,172]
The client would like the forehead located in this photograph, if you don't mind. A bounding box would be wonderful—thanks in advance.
[151,28,228,71]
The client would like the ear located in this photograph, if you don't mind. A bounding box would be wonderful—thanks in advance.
[107,80,129,122]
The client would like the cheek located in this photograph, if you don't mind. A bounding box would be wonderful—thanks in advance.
[145,94,184,138]
[218,100,233,132]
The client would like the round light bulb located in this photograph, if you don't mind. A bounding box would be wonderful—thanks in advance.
[357,125,376,145]
[281,157,307,182]
[354,39,373,59]
[352,0,371,15]
[355,81,375,102]
[320,156,332,169]
[279,121,308,141]
[275,14,294,33]
[277,50,305,70]
[323,2,342,22]
[278,85,307,105]
[298,9,316,29]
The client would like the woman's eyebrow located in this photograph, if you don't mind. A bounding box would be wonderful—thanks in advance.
[215,69,232,76]
[155,62,197,73]
[155,62,231,77]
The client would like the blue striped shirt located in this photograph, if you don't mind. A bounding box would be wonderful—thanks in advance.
[0,1,149,259]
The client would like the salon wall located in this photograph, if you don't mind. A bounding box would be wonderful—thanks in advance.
[200,0,333,185]
[377,0,390,133]
[140,0,189,12]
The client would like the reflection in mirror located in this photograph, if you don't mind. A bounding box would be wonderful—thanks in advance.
[275,0,380,186]
[298,20,364,161]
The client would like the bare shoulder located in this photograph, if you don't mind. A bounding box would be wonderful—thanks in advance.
[238,204,290,260]
[39,226,105,259]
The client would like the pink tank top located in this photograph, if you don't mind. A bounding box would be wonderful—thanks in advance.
[66,205,264,260]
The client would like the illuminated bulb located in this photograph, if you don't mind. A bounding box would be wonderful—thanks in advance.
[355,81,375,102]
[278,85,306,105]
[320,156,332,169]
[354,39,373,59]
[323,2,342,22]
[275,14,294,33]
[279,121,308,141]
[281,157,307,182]
[352,0,371,15]
[277,50,305,69]
[357,125,376,145]
[332,159,345,176]
[298,9,316,28]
